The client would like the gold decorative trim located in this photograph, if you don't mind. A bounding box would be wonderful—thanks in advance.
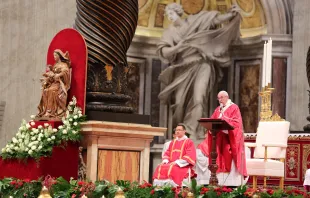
[270,113,285,121]
[179,139,188,159]
[285,144,300,181]
[289,136,310,141]
[245,135,310,141]
[105,65,113,81]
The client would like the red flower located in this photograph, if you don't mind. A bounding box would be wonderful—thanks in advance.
[244,188,255,197]
[10,181,16,185]
[292,189,305,195]
[150,189,155,195]
[214,187,221,192]
[217,192,222,196]
[222,187,232,193]
[78,181,84,186]
[244,191,253,197]
[286,190,292,195]
[139,181,153,188]
[23,179,31,183]
[71,194,76,198]
[200,187,209,194]
[266,189,274,195]
[143,180,152,187]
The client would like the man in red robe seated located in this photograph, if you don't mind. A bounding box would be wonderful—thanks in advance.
[196,91,248,186]
[153,123,196,187]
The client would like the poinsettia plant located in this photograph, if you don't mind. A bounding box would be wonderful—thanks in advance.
[0,177,309,198]
[0,178,42,197]
[0,96,86,160]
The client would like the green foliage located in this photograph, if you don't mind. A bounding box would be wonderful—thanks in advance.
[0,96,86,161]
[51,177,71,197]
[0,177,308,198]
[92,180,109,198]
[0,178,13,197]
[0,178,42,198]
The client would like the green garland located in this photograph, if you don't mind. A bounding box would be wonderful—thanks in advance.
[0,96,86,160]
[0,177,307,198]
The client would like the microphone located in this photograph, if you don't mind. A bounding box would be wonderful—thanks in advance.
[220,103,223,111]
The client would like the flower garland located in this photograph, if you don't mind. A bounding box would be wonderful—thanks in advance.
[0,177,308,198]
[0,97,86,160]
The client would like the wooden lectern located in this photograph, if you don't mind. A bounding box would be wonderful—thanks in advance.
[198,118,234,186]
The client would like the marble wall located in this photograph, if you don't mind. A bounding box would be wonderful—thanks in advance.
[0,0,76,149]
[235,61,260,133]
[272,57,287,119]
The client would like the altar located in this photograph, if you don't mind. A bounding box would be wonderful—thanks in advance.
[80,121,166,183]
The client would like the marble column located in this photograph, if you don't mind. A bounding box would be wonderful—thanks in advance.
[288,0,310,131]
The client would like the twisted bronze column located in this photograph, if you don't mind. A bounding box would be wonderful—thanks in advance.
[74,0,138,113]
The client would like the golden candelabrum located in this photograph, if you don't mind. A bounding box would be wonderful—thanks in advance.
[259,83,284,121]
[38,186,52,198]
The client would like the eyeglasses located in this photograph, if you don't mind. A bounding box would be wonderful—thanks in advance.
[217,95,228,100]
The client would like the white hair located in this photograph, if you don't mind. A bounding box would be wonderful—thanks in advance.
[218,90,229,97]
[165,3,184,17]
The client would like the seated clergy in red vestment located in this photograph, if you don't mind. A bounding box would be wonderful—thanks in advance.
[196,91,248,186]
[153,123,196,187]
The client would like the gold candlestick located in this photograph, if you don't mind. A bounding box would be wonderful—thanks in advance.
[259,83,283,121]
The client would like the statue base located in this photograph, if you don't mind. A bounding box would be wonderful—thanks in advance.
[303,115,310,131]
[34,117,62,122]
[86,92,133,113]
[86,111,150,125]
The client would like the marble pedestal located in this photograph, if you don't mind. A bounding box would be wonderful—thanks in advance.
[80,121,166,182]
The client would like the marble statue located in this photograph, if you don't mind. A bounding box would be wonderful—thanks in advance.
[157,3,242,139]
[37,49,71,120]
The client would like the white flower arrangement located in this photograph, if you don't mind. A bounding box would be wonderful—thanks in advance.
[0,96,86,160]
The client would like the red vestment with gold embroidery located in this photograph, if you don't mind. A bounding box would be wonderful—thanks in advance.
[204,104,247,176]
[153,138,196,186]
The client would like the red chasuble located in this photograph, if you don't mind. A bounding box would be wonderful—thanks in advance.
[153,137,196,186]
[205,103,247,176]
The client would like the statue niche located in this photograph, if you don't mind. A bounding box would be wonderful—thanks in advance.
[36,49,71,120]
